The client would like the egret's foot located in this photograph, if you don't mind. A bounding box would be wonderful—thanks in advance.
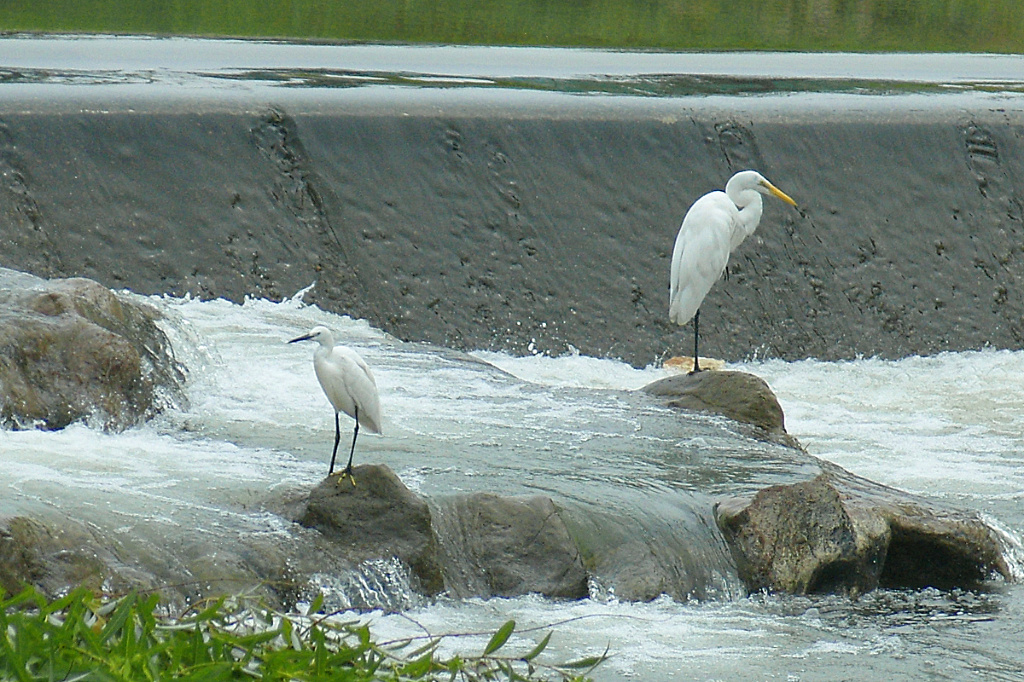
[688,367,704,375]
[335,468,357,486]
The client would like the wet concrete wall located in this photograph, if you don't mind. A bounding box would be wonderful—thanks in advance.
[2,93,1023,366]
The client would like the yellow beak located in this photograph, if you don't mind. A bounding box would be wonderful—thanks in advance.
[765,182,798,207]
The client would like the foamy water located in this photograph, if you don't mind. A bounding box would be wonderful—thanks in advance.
[735,353,1024,512]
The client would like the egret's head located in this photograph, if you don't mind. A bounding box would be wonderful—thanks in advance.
[730,170,798,207]
[288,325,334,346]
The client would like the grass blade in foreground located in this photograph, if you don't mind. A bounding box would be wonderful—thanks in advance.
[1,586,604,681]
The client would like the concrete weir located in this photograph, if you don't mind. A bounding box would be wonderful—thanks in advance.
[2,43,1024,366]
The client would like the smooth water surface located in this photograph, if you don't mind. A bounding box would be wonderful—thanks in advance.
[3,36,1024,101]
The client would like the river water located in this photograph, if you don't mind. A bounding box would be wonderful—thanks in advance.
[3,35,1024,104]
[4,294,1024,680]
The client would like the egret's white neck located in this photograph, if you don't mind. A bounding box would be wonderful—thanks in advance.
[727,186,764,244]
[725,179,762,210]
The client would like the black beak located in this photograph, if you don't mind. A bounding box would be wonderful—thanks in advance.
[288,334,313,344]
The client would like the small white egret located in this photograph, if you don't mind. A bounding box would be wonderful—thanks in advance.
[289,326,382,480]
[669,170,797,372]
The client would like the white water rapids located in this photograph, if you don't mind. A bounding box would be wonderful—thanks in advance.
[3,292,1024,680]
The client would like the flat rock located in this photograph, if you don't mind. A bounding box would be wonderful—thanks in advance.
[663,356,726,373]
[431,492,588,599]
[715,462,1012,595]
[0,269,186,430]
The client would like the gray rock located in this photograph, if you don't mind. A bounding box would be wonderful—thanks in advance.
[0,512,316,609]
[0,270,186,430]
[432,492,588,599]
[300,464,445,596]
[715,463,1012,595]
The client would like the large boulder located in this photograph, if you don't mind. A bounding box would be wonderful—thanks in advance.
[431,492,588,599]
[715,462,1012,595]
[299,464,445,596]
[0,269,186,430]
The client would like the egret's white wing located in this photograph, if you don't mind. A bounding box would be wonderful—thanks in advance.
[669,192,736,325]
[334,347,383,434]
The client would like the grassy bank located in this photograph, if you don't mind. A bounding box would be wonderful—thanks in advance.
[1,586,604,681]
[1,0,1023,52]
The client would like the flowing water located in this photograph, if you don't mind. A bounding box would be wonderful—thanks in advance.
[4,293,1024,680]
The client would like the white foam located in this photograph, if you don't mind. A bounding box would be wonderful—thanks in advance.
[734,351,1024,504]
[471,349,673,391]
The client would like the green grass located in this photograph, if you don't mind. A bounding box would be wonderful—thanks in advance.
[1,0,1023,52]
[0,585,605,681]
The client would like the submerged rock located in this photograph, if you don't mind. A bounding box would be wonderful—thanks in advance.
[0,511,322,609]
[0,515,157,598]
[0,269,186,430]
[715,462,1012,595]
[574,525,715,603]
[431,492,588,599]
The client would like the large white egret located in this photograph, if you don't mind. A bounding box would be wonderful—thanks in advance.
[289,326,382,480]
[669,170,797,372]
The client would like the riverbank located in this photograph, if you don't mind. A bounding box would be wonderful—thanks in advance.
[4,0,1024,51]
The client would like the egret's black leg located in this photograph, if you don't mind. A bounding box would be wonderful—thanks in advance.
[691,309,702,374]
[335,405,360,485]
[328,412,341,475]
[345,406,360,477]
